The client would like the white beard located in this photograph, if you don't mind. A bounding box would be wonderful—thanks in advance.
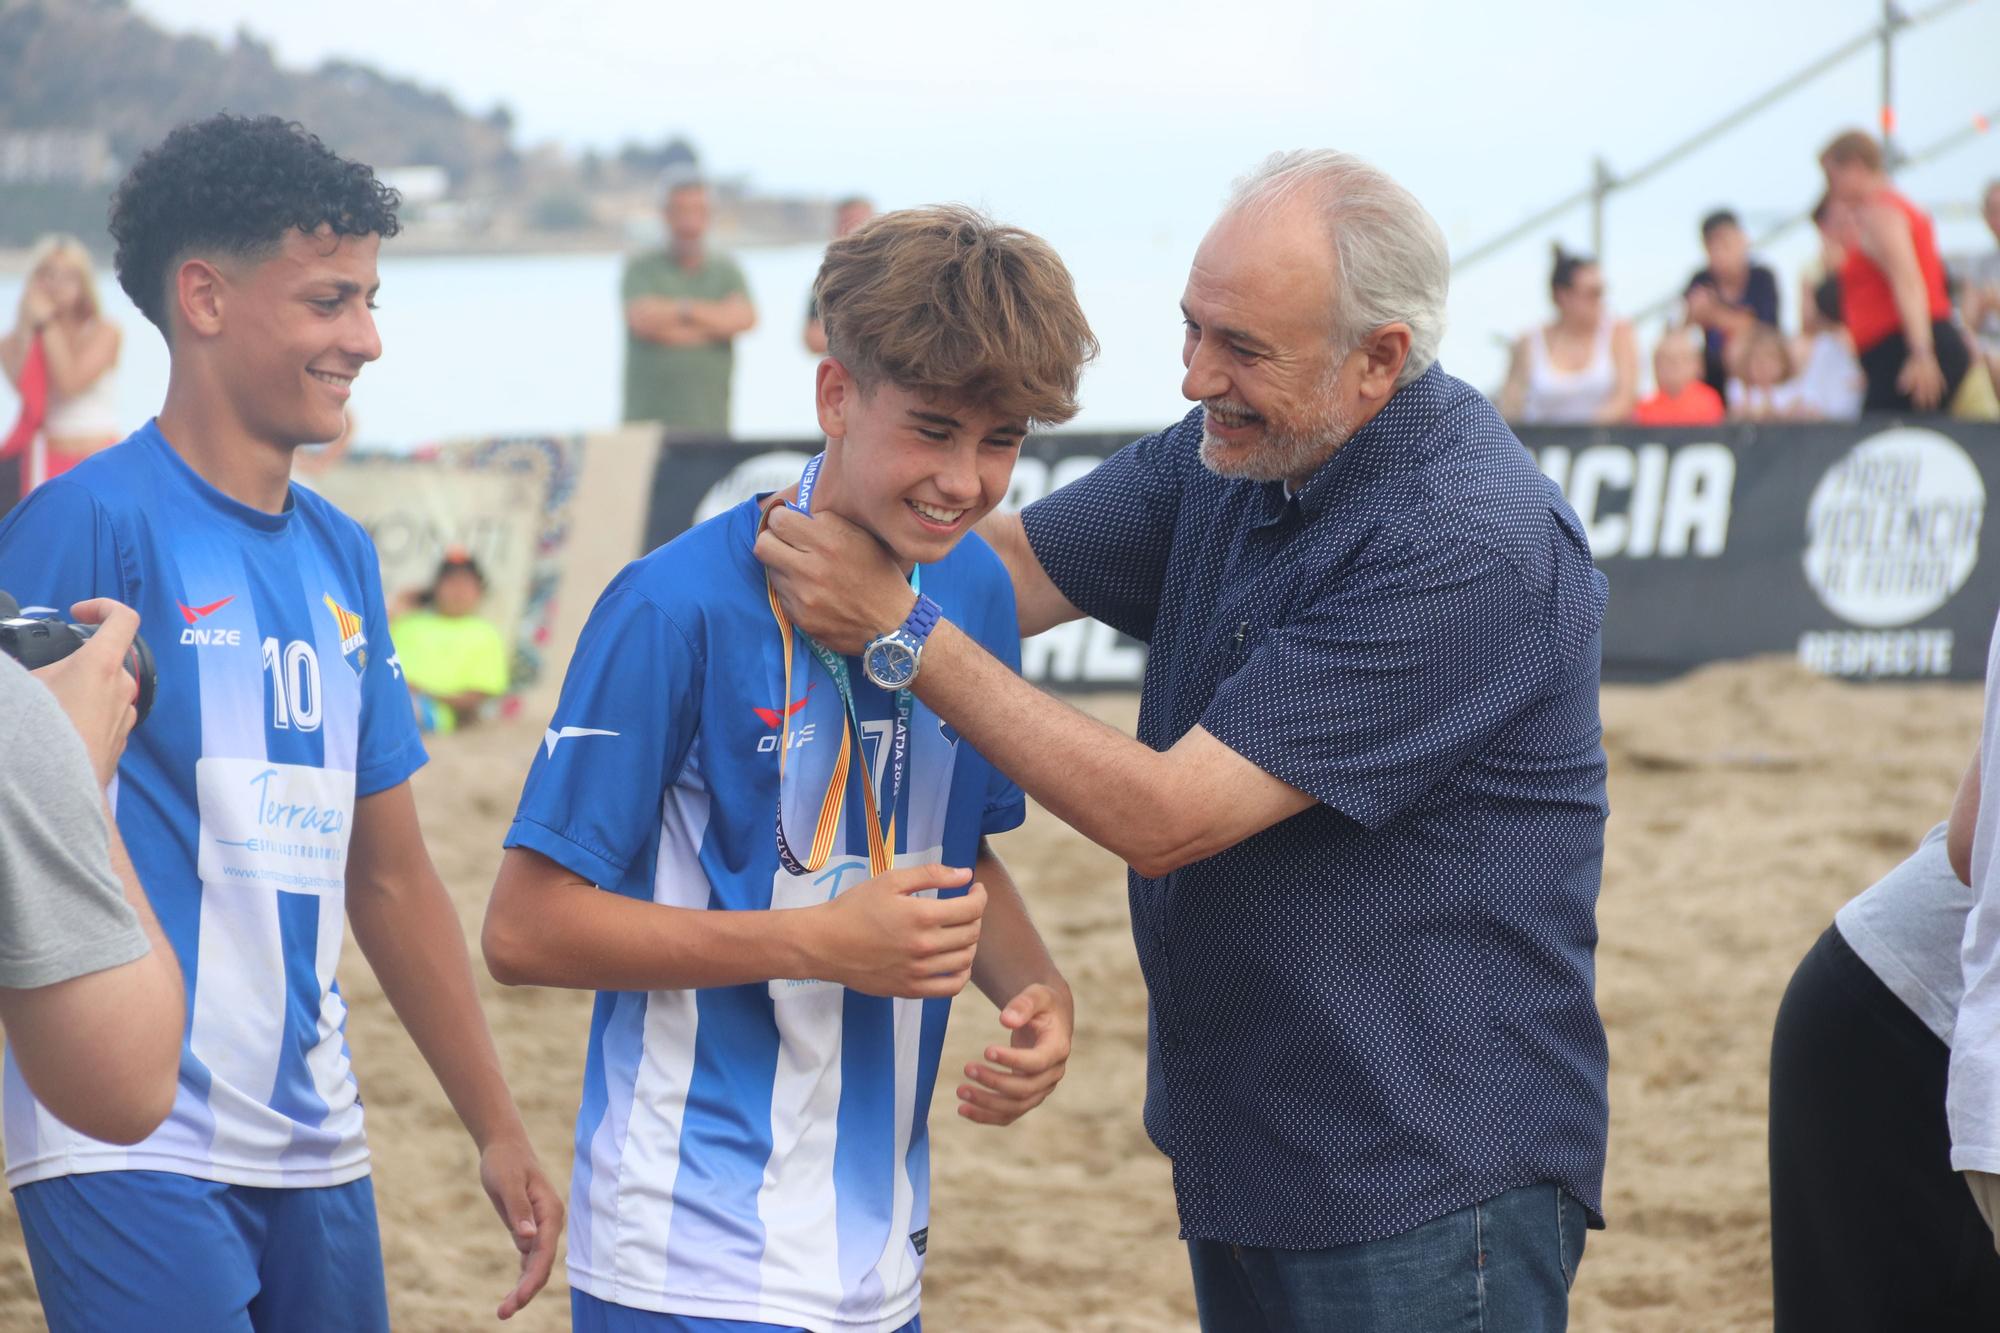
[1198,369,1359,485]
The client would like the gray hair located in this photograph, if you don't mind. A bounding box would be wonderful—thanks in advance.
[1227,149,1450,388]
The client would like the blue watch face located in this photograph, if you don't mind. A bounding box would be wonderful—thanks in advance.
[865,639,917,688]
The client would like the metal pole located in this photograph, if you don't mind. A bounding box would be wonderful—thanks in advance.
[1882,1,1899,171]
[1450,185,1600,272]
[1591,157,1613,260]
[1452,0,1971,273]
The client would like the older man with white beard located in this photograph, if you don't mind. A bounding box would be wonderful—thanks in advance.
[757,150,1610,1332]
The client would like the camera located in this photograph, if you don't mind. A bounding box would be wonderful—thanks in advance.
[0,591,157,725]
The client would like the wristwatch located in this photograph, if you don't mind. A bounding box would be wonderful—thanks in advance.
[862,593,942,690]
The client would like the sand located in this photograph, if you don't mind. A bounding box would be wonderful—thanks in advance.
[0,657,1982,1331]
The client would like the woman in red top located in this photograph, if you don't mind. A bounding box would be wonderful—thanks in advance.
[1820,130,1971,413]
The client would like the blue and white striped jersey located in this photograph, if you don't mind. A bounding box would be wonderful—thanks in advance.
[0,422,426,1190]
[505,498,1024,1332]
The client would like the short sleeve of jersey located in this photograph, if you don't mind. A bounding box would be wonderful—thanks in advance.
[1020,415,1189,643]
[350,528,428,797]
[505,584,702,890]
[0,479,126,612]
[1199,536,1553,832]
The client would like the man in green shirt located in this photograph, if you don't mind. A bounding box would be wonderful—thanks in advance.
[621,173,757,431]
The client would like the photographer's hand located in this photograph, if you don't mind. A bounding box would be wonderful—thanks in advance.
[33,599,141,786]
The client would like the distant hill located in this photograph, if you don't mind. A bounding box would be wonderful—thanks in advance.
[0,0,517,246]
[0,1,835,258]
[0,0,514,176]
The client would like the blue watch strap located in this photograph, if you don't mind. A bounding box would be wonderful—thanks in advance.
[902,593,942,645]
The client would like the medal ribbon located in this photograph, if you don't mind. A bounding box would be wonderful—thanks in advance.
[766,453,915,879]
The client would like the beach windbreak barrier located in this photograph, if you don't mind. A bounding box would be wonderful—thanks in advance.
[305,436,586,711]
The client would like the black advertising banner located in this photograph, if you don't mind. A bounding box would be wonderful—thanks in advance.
[644,423,1998,688]
[1533,422,1993,681]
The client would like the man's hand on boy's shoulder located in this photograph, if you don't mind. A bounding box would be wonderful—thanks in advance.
[954,981,1074,1127]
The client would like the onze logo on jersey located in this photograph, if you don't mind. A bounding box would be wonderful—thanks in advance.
[322,593,368,672]
[753,680,814,728]
[178,593,241,647]
[754,682,818,754]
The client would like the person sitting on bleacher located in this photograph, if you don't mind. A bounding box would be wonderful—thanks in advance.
[1631,325,1725,426]
[390,548,509,733]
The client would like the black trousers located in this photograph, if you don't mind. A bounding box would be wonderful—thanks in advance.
[1858,318,1972,414]
[1769,924,2000,1330]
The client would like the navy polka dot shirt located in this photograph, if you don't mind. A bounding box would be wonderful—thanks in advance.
[1022,365,1611,1249]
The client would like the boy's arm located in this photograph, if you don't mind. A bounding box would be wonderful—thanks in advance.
[345,779,561,1322]
[956,839,1073,1127]
[483,845,984,997]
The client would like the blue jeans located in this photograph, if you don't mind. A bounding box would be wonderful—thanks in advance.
[1187,1183,1588,1332]
[15,1170,389,1333]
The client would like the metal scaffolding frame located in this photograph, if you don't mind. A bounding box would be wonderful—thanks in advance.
[1452,0,1981,274]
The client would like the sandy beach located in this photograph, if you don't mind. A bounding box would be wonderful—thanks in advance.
[0,658,1981,1331]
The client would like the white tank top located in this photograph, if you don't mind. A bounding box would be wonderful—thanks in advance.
[42,366,121,439]
[1520,317,1615,424]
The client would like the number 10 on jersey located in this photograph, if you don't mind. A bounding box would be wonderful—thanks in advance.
[262,637,323,732]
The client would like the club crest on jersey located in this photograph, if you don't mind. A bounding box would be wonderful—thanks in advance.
[322,594,368,672]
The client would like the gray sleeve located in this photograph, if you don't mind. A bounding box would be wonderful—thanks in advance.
[0,656,149,989]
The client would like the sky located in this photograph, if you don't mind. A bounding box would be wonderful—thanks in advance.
[121,0,2000,389]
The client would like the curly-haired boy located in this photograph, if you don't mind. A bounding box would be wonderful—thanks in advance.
[0,113,561,1331]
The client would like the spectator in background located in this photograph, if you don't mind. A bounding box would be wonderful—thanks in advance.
[1791,199,1866,422]
[0,235,123,506]
[803,194,874,353]
[1800,195,1849,342]
[1684,210,1781,397]
[1727,324,1807,421]
[1955,180,2000,387]
[390,548,509,734]
[621,171,757,432]
[1497,245,1637,423]
[1820,130,1970,413]
[1631,325,1724,425]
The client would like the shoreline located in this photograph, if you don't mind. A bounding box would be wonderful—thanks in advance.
[0,225,822,277]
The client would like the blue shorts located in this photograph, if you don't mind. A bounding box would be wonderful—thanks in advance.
[572,1289,920,1333]
[14,1169,389,1333]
